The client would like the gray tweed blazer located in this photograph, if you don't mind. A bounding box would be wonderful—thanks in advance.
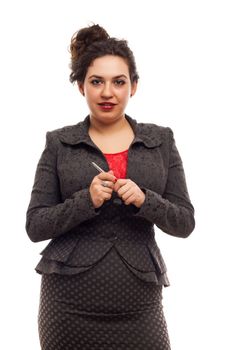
[26,115,195,286]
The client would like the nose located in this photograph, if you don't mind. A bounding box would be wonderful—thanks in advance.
[101,82,113,99]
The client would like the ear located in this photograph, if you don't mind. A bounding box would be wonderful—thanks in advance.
[78,83,85,96]
[130,81,137,97]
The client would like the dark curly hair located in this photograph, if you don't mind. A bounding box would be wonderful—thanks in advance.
[69,24,139,84]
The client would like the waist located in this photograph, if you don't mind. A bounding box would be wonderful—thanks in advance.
[75,215,154,242]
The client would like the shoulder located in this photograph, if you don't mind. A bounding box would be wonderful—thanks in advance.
[46,121,82,138]
[135,119,174,147]
[137,120,172,136]
[45,120,85,146]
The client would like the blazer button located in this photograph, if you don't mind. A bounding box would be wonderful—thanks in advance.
[113,198,123,205]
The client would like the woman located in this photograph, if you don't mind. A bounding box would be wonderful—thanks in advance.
[26,24,195,350]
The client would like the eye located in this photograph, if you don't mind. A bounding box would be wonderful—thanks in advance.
[90,79,103,86]
[114,79,126,86]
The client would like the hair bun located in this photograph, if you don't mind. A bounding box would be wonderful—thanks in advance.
[70,24,109,60]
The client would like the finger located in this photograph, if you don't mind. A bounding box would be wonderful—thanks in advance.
[98,172,117,183]
[95,188,112,204]
[91,181,113,195]
[124,193,136,205]
[108,170,117,182]
[121,187,135,201]
[117,182,132,197]
[101,185,113,194]
[99,180,115,190]
[102,192,112,201]
[114,179,128,191]
[109,170,118,181]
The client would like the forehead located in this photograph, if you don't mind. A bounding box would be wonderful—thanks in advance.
[87,55,129,78]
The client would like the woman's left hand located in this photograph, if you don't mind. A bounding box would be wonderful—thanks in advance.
[114,179,145,208]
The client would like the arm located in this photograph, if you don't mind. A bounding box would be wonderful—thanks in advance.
[25,132,99,243]
[134,128,195,238]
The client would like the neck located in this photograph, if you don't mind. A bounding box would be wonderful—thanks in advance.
[89,114,128,135]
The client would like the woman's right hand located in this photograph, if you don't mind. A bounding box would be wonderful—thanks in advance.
[89,170,117,208]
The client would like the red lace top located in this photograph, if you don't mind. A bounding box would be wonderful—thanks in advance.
[104,149,128,179]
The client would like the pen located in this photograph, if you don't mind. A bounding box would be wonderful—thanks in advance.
[91,161,117,182]
[91,161,105,173]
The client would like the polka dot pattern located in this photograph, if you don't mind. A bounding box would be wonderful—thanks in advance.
[36,202,170,285]
[38,247,171,349]
[26,114,195,349]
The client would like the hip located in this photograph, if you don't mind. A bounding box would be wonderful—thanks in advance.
[39,247,163,315]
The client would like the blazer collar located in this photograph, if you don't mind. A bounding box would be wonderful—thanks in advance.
[58,114,162,148]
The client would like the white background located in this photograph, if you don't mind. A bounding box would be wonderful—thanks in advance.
[0,0,232,349]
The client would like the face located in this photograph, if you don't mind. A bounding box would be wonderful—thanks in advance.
[79,55,137,125]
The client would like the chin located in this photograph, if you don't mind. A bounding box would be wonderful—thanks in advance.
[92,111,125,122]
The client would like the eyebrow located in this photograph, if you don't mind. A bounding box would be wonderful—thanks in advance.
[88,74,128,80]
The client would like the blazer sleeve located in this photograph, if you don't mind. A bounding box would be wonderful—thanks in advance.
[25,132,100,242]
[134,128,195,238]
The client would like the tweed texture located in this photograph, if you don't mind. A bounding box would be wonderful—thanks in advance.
[26,114,195,285]
[26,114,194,349]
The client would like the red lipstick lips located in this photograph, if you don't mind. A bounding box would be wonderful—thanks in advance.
[98,102,116,111]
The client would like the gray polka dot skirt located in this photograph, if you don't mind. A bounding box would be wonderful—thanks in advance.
[38,247,171,349]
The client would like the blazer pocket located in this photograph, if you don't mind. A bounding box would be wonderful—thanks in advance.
[115,240,156,272]
[114,240,169,285]
[66,238,114,267]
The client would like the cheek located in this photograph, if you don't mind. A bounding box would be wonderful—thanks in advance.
[85,89,98,104]
[118,89,130,103]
